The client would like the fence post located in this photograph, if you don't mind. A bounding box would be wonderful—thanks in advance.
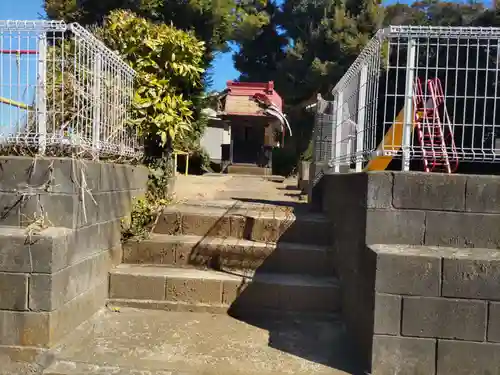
[334,90,343,173]
[356,64,368,172]
[312,93,321,165]
[402,37,417,171]
[36,34,47,155]
[92,52,102,158]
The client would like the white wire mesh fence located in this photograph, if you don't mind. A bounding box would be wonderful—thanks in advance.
[313,26,500,174]
[0,20,140,160]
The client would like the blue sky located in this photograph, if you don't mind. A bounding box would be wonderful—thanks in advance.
[0,0,44,20]
[0,0,46,131]
[0,0,495,94]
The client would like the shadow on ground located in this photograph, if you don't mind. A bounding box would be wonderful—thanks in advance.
[230,312,364,375]
[184,193,365,375]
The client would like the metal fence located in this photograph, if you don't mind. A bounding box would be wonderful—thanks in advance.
[313,26,500,175]
[0,20,140,159]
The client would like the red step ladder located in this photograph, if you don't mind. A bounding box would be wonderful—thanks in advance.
[413,78,458,173]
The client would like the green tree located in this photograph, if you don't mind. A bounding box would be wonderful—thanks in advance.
[93,8,205,178]
[94,9,209,193]
[234,1,288,83]
[44,0,270,61]
[235,0,384,107]
[383,0,485,26]
[96,10,205,144]
[233,0,384,160]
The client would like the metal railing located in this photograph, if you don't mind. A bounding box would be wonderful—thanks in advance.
[0,20,141,159]
[313,26,500,174]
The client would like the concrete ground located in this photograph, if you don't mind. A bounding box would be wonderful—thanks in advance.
[45,308,362,375]
[172,174,305,203]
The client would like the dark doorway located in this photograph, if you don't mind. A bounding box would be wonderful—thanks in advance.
[232,124,265,164]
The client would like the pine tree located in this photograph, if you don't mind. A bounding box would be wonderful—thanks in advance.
[233,1,288,83]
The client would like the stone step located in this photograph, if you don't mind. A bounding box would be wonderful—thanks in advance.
[170,199,303,211]
[227,164,271,176]
[154,202,330,246]
[204,173,286,182]
[123,234,334,276]
[43,360,175,375]
[108,265,340,315]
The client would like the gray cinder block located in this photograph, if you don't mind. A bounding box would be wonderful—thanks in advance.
[392,172,466,211]
[487,302,500,343]
[366,210,426,245]
[443,256,500,300]
[465,174,500,213]
[437,340,500,375]
[402,296,486,341]
[372,335,436,375]
[366,172,393,209]
[371,245,442,296]
[374,293,401,335]
[425,211,500,249]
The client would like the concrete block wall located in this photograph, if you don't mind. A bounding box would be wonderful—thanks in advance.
[0,157,148,361]
[319,171,500,371]
[0,157,148,228]
[371,244,500,375]
[323,171,500,248]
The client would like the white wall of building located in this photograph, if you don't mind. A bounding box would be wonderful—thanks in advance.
[200,122,231,162]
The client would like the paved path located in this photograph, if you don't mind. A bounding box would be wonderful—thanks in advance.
[45,308,361,375]
[173,174,305,203]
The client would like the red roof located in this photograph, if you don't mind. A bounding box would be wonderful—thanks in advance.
[226,81,283,111]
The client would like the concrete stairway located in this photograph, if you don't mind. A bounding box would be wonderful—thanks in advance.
[227,163,271,176]
[108,200,339,317]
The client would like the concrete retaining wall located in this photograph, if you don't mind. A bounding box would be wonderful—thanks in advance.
[319,171,500,372]
[0,157,148,361]
[371,244,500,375]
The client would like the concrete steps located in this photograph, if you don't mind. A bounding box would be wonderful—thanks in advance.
[155,201,330,246]
[113,199,337,317]
[108,265,340,315]
[123,234,333,276]
[227,164,271,176]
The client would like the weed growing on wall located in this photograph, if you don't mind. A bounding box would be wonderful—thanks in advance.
[121,197,160,240]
